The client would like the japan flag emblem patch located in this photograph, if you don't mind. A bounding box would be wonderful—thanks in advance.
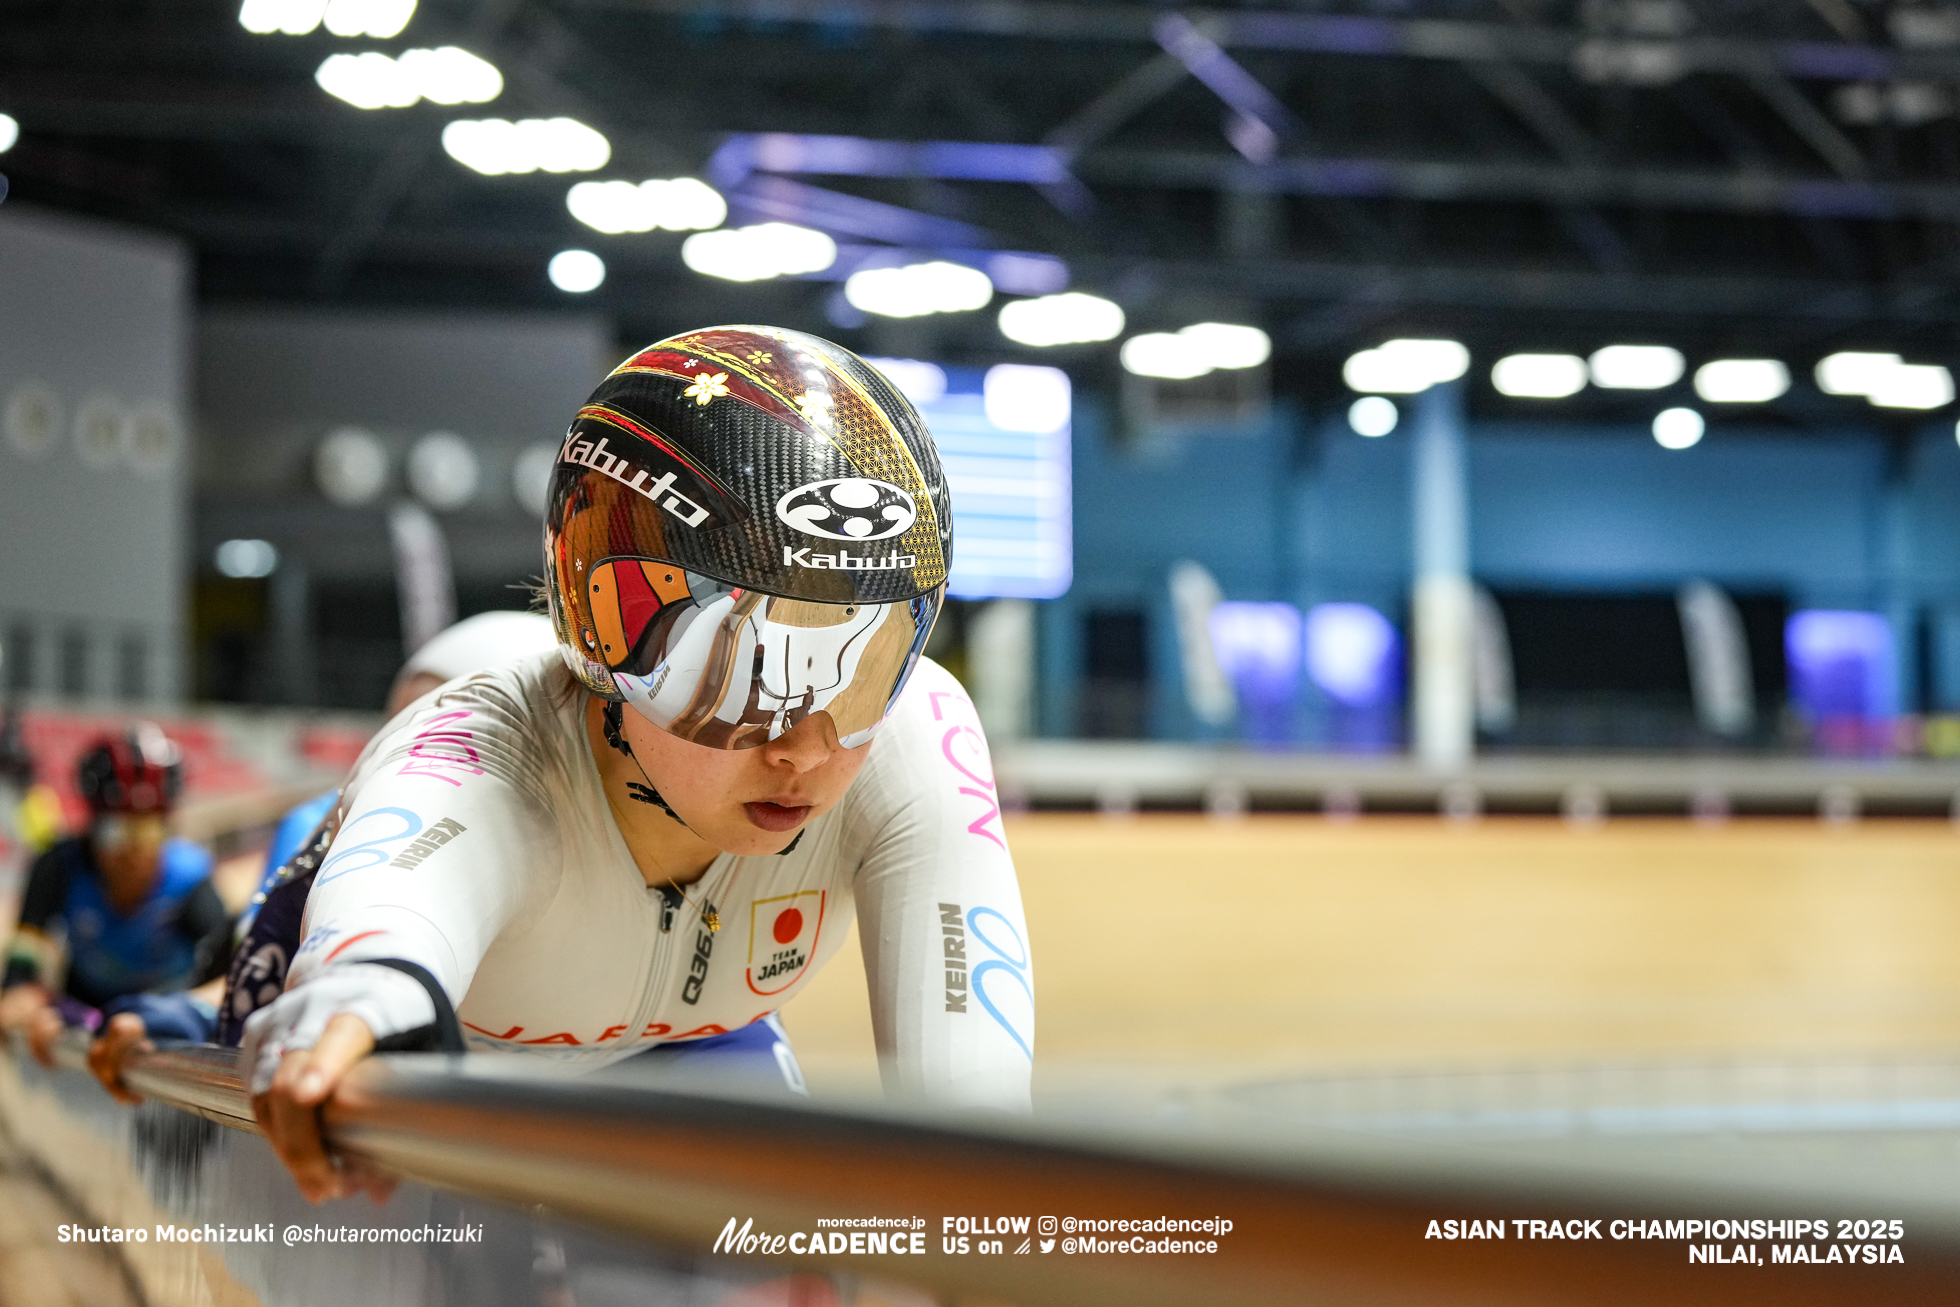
[748,890,826,996]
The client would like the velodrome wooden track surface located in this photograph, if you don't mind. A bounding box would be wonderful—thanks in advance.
[783,815,1960,1091]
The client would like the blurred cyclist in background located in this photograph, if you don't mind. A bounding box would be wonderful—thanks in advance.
[0,703,56,918]
[84,610,557,1101]
[0,725,226,1064]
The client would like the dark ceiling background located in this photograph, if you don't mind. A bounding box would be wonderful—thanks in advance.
[9,0,1960,374]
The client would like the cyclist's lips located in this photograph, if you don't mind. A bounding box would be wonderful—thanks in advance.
[744,800,812,832]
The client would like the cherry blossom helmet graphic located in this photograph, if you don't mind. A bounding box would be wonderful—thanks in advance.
[543,325,952,750]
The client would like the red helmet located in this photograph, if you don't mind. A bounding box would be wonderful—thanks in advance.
[77,723,183,814]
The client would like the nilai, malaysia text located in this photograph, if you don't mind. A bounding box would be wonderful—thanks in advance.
[1424,1218,1906,1264]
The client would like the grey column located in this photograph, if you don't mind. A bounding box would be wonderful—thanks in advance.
[1410,380,1474,769]
[270,560,317,707]
[1877,439,1916,713]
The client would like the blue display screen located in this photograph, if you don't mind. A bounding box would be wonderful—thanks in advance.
[866,358,1073,600]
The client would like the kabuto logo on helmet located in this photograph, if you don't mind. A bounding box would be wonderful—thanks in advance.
[774,477,917,542]
[561,404,747,532]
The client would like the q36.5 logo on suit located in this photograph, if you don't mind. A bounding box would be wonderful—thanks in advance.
[774,478,916,542]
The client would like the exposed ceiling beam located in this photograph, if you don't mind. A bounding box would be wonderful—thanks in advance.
[1466,61,1598,166]
[309,128,441,294]
[577,0,1949,82]
[1079,253,1960,327]
[1802,0,1868,45]
[1074,149,1960,223]
[0,74,389,143]
[150,205,1960,326]
[16,85,1960,233]
[1043,51,1190,157]
[307,0,684,293]
[1463,61,1634,273]
[1738,62,1867,180]
[0,76,698,178]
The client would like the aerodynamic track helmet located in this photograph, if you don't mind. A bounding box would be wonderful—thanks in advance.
[543,325,952,750]
[77,723,184,814]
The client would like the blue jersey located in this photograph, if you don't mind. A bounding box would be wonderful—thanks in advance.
[5,836,227,1009]
[234,790,337,941]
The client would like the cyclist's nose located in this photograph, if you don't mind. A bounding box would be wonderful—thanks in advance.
[764,711,840,774]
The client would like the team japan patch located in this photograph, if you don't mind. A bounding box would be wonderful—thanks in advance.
[747,890,825,996]
[774,477,917,542]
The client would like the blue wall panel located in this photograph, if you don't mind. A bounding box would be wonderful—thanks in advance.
[1909,431,1960,602]
[1467,428,1883,602]
[1042,400,1960,739]
[1067,401,1292,602]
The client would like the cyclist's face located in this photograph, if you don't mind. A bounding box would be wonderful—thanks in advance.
[92,813,168,899]
[619,702,871,856]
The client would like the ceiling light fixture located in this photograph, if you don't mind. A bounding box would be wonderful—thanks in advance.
[322,0,416,37]
[238,0,328,35]
[844,261,994,318]
[547,249,605,293]
[1120,334,1209,380]
[318,48,502,111]
[316,52,416,109]
[314,427,389,506]
[1816,351,1954,410]
[399,47,503,105]
[241,0,417,36]
[566,178,726,234]
[441,117,608,175]
[1342,338,1470,394]
[1348,396,1398,437]
[513,443,557,518]
[215,539,280,579]
[1652,407,1705,450]
[997,292,1125,347]
[407,432,480,510]
[1815,351,1900,396]
[680,223,838,282]
[1692,358,1790,404]
[1869,363,1954,409]
[983,365,1072,434]
[1491,353,1587,399]
[862,358,948,405]
[0,114,17,154]
[1588,344,1685,389]
[1181,322,1271,370]
[1120,322,1272,379]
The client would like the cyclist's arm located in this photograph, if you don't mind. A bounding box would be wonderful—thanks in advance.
[249,764,557,1073]
[851,672,1034,1112]
[241,724,558,1200]
[2,846,69,993]
[2,849,71,1063]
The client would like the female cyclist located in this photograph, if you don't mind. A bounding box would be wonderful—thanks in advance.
[242,326,1034,1202]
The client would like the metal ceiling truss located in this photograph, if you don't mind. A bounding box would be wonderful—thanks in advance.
[6,0,1960,347]
[576,0,1960,84]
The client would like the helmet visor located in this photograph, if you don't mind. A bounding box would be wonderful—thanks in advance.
[591,559,940,749]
